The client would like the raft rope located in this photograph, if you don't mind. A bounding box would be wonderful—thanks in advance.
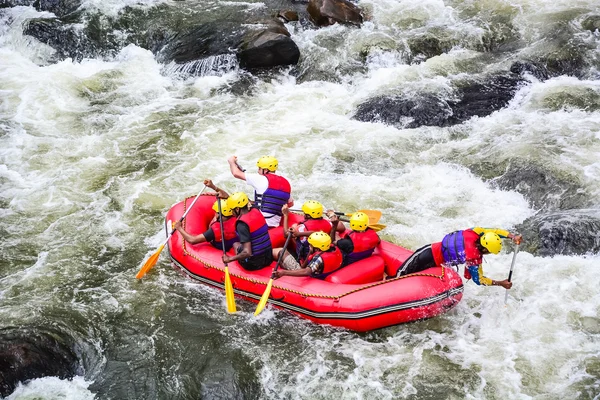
[179,196,447,300]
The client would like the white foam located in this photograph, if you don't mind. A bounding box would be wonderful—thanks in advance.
[5,376,95,400]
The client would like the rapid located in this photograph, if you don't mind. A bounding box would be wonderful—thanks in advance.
[1,0,600,398]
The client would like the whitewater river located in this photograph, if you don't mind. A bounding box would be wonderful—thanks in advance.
[1,0,600,398]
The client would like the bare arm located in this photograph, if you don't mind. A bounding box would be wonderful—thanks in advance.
[273,267,312,278]
[228,156,246,180]
[282,204,290,232]
[223,241,252,263]
[204,179,229,199]
[174,221,207,244]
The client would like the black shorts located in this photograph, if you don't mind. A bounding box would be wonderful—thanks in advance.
[237,246,273,271]
[396,244,436,277]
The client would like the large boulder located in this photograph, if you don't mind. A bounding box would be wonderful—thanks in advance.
[237,20,300,69]
[353,72,526,128]
[0,327,80,397]
[307,0,363,27]
[516,210,600,256]
[491,160,590,211]
[33,0,82,18]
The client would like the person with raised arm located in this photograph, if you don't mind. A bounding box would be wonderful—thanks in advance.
[174,180,238,251]
[227,155,293,228]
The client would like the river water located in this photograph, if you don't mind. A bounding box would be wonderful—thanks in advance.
[1,0,600,398]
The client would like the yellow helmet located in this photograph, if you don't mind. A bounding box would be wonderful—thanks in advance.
[301,200,324,218]
[256,156,278,172]
[480,232,502,254]
[212,199,233,217]
[308,231,331,251]
[349,212,369,232]
[227,192,249,209]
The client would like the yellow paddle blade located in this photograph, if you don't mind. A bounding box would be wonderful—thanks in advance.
[136,244,164,279]
[254,278,274,316]
[369,223,386,232]
[345,209,382,225]
[224,267,236,314]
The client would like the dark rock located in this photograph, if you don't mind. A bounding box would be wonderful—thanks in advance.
[277,10,299,22]
[447,74,525,124]
[353,72,525,128]
[510,61,549,81]
[0,0,35,8]
[238,22,300,69]
[406,33,455,62]
[24,18,100,61]
[307,0,363,27]
[0,327,80,397]
[492,160,590,211]
[353,94,453,129]
[33,0,82,18]
[157,22,240,64]
[516,210,600,256]
[582,15,600,33]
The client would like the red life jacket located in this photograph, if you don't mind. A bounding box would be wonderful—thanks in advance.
[345,229,380,265]
[295,218,334,262]
[308,245,344,279]
[237,208,271,256]
[302,218,332,233]
[254,174,291,216]
[431,229,482,267]
[210,217,238,251]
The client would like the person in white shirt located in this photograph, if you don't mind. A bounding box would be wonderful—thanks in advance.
[227,155,294,227]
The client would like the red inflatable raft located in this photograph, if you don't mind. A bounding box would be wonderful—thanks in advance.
[166,194,464,332]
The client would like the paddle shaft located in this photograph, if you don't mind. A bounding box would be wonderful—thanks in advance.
[273,232,293,277]
[164,185,207,247]
[217,194,228,260]
[504,244,519,304]
[290,209,350,217]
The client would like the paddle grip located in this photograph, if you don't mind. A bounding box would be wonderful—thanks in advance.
[272,232,293,277]
[235,161,246,172]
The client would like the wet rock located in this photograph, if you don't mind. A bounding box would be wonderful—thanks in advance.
[307,0,363,27]
[353,72,525,128]
[449,74,525,123]
[33,0,82,18]
[510,61,549,81]
[516,209,600,256]
[406,32,455,62]
[582,15,600,33]
[491,160,590,211]
[277,10,299,22]
[353,94,453,129]
[24,18,101,61]
[0,327,80,397]
[237,20,300,69]
[0,0,35,8]
[156,22,240,64]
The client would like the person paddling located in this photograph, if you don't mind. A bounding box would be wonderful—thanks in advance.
[330,212,381,266]
[227,155,293,228]
[173,180,238,251]
[273,231,344,279]
[222,192,274,271]
[393,227,522,289]
[282,201,332,264]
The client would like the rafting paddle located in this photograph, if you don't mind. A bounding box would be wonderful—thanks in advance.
[136,185,207,279]
[217,194,237,313]
[291,209,382,225]
[504,244,519,304]
[254,231,293,316]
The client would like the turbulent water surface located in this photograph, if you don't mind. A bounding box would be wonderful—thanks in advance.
[1,0,600,398]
